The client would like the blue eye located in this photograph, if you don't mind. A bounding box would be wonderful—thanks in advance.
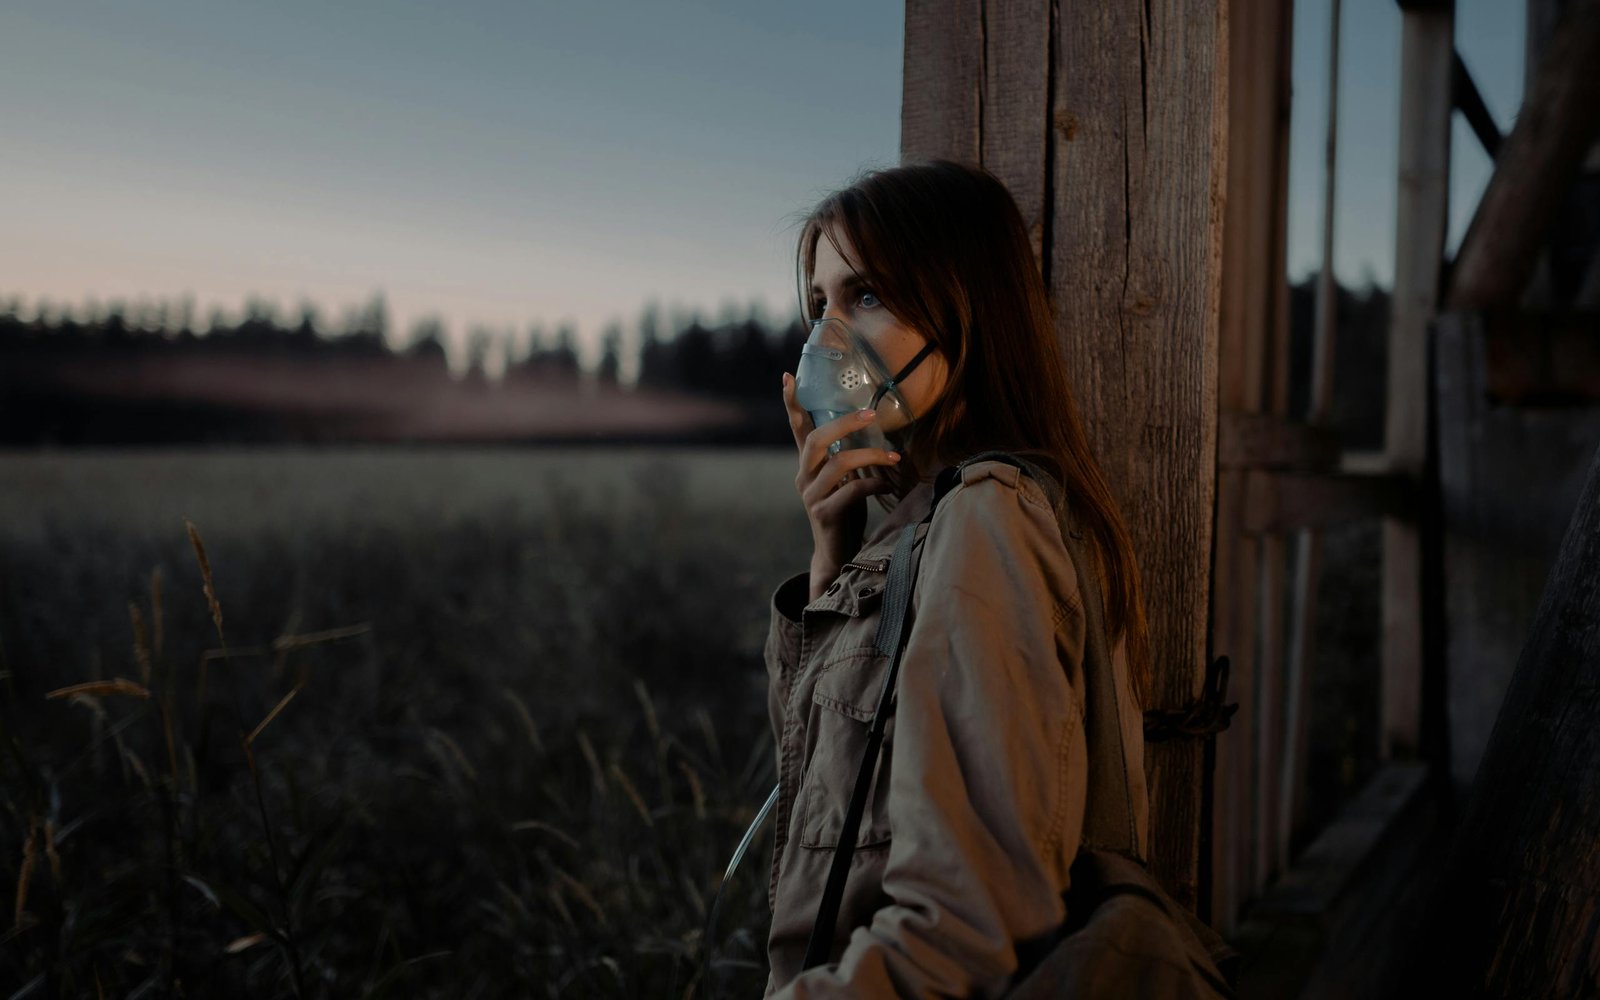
[812,289,881,315]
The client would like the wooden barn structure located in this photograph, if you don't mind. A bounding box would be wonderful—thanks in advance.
[900,0,1600,993]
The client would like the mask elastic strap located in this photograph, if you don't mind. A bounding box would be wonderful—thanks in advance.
[870,341,938,409]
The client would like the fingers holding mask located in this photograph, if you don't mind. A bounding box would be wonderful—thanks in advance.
[781,373,900,510]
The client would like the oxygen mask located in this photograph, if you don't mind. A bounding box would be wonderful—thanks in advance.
[793,316,938,459]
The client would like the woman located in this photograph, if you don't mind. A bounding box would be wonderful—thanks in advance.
[762,159,1156,997]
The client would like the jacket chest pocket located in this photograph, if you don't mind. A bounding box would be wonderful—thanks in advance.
[798,650,898,851]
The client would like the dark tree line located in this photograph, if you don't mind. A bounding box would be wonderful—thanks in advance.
[1,276,1385,447]
[0,292,810,401]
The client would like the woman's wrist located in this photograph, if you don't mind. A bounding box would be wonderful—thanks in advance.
[809,556,842,602]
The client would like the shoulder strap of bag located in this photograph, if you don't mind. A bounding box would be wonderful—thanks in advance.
[801,462,962,968]
[802,450,1142,970]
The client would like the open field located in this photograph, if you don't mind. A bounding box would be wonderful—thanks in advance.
[0,445,1379,997]
[1,446,813,999]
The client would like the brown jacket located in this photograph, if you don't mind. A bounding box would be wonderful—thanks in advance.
[761,459,1151,998]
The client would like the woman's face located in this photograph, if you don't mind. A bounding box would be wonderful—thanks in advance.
[809,225,949,436]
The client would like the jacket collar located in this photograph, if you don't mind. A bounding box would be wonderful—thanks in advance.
[841,471,944,570]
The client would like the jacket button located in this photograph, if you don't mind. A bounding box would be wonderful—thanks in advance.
[825,581,841,596]
[858,586,876,598]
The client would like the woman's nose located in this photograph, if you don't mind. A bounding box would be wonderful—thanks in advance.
[819,304,854,326]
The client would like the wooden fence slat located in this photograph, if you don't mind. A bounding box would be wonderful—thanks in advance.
[1214,0,1294,928]
[1383,2,1454,760]
[1258,0,1298,903]
[1256,530,1289,889]
[1218,412,1342,470]
[1235,762,1438,999]
[1211,469,1251,931]
[1244,470,1416,534]
[1276,0,1341,881]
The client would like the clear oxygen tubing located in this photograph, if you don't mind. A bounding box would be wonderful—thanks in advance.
[701,781,780,997]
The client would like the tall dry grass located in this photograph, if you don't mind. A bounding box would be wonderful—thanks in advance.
[1,451,804,998]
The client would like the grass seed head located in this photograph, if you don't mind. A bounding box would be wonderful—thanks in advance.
[46,678,150,700]
[677,758,707,821]
[608,761,653,828]
[150,565,164,657]
[129,602,152,688]
[14,822,38,927]
[184,517,225,642]
[575,729,605,793]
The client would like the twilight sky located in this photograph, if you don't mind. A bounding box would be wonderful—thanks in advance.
[1,1,1522,375]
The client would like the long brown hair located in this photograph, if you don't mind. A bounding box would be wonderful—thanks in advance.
[791,159,1154,710]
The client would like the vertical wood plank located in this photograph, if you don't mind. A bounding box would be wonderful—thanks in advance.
[1053,0,1228,911]
[1247,0,1297,898]
[1212,473,1258,931]
[981,0,1052,270]
[1384,3,1454,758]
[1262,0,1297,876]
[1256,533,1287,888]
[1214,0,1293,927]
[1211,0,1254,919]
[902,0,984,165]
[1277,0,1338,882]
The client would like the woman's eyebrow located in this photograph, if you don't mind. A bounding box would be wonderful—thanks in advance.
[809,274,869,294]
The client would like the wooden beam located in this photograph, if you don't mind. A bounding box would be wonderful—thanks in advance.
[1214,0,1295,932]
[1446,0,1600,311]
[1451,51,1502,160]
[1243,470,1416,535]
[1279,0,1344,888]
[1480,308,1600,402]
[1259,0,1298,907]
[1404,435,1600,994]
[1235,762,1440,998]
[1052,0,1227,914]
[1384,1,1453,760]
[1243,764,1430,919]
[1218,412,1342,470]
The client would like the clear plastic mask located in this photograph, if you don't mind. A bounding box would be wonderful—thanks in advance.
[794,316,936,458]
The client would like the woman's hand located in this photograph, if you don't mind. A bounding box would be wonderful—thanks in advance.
[782,371,903,601]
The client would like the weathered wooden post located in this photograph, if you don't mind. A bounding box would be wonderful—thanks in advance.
[1384,0,1454,760]
[1403,434,1600,995]
[902,0,1228,910]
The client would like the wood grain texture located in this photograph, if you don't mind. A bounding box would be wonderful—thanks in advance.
[981,0,1052,270]
[900,0,1227,917]
[1213,0,1294,930]
[1410,434,1600,995]
[1051,0,1228,911]
[902,0,983,165]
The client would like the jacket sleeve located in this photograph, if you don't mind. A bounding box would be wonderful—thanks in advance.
[766,570,811,748]
[771,472,1088,999]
